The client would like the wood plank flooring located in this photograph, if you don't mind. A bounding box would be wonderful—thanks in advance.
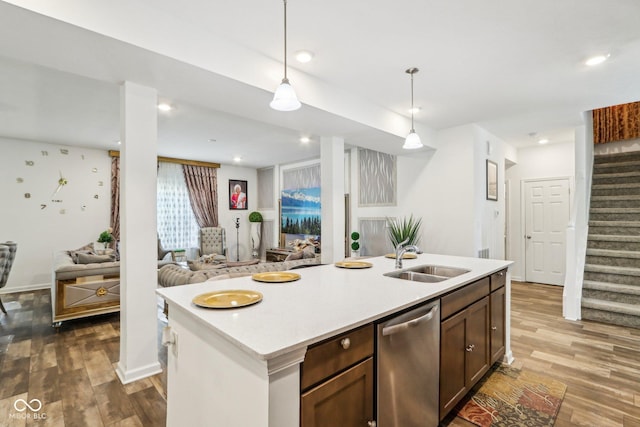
[0,291,167,426]
[1,281,640,426]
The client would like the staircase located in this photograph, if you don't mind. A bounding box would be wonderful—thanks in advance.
[582,151,640,328]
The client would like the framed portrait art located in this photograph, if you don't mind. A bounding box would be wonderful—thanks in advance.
[486,160,498,201]
[229,179,248,210]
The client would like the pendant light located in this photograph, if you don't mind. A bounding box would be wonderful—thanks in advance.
[270,0,301,111]
[403,67,423,149]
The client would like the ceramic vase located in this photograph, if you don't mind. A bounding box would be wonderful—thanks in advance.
[250,222,262,259]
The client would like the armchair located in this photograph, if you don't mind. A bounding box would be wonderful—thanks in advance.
[0,241,17,314]
[199,227,227,261]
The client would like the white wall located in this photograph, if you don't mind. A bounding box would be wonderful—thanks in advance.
[217,164,258,261]
[505,140,575,281]
[0,138,112,291]
[472,125,507,261]
[348,123,508,260]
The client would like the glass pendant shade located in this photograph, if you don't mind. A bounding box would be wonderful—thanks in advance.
[403,130,423,149]
[270,78,301,111]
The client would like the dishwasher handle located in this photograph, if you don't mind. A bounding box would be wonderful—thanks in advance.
[382,305,438,336]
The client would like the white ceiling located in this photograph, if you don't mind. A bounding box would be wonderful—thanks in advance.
[1,0,640,167]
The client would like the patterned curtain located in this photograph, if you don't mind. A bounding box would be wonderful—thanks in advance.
[182,164,219,228]
[110,156,120,240]
[157,162,200,250]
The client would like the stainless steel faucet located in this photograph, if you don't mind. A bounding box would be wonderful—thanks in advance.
[395,238,419,269]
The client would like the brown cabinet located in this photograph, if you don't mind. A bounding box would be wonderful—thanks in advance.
[490,285,506,364]
[301,324,375,427]
[439,296,490,418]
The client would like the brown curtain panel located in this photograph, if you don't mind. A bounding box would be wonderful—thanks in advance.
[183,164,218,228]
[110,156,121,240]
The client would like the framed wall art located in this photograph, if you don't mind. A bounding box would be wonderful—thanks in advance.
[229,179,248,210]
[486,160,498,201]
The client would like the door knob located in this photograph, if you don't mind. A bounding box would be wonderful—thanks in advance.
[526,235,532,239]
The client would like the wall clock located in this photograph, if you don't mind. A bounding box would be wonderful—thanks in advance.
[18,147,104,214]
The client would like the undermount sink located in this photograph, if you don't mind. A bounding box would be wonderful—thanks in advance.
[384,264,470,283]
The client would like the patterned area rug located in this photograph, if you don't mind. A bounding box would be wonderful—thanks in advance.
[455,364,567,427]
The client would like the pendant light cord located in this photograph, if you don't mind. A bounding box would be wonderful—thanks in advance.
[283,0,288,81]
[410,71,415,131]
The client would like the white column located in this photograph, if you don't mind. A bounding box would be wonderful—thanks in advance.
[116,81,162,383]
[320,137,345,264]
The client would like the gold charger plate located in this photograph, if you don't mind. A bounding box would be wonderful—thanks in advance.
[251,272,301,283]
[385,253,418,259]
[192,290,263,309]
[335,261,373,269]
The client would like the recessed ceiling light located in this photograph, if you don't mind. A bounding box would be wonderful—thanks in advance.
[158,103,172,111]
[295,50,314,63]
[300,136,311,143]
[233,156,242,162]
[538,138,549,145]
[208,138,217,143]
[408,106,421,114]
[585,54,610,66]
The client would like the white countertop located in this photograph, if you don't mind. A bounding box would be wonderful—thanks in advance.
[157,253,512,361]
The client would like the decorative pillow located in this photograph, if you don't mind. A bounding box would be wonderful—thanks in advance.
[76,253,114,264]
[302,247,316,259]
[285,251,303,261]
[188,261,227,271]
[68,250,94,263]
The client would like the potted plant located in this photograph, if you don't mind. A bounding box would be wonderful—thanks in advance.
[248,212,263,259]
[387,215,422,248]
[97,227,114,250]
[350,231,360,257]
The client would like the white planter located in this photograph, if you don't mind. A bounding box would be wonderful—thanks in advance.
[250,222,262,259]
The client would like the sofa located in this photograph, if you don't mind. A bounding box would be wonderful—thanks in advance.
[158,256,321,288]
[51,249,175,326]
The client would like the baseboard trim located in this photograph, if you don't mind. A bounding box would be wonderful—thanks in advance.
[0,283,50,294]
[511,275,523,282]
[116,361,162,385]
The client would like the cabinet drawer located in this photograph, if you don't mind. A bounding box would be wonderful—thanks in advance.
[301,324,374,391]
[441,277,490,319]
[490,269,507,292]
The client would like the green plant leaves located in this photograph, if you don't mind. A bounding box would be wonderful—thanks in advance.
[387,215,422,247]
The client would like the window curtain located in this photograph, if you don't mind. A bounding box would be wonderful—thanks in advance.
[182,164,219,228]
[110,156,120,240]
[157,162,199,250]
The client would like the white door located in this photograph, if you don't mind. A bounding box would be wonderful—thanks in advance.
[524,178,570,285]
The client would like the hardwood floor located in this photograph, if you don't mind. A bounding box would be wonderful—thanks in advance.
[0,291,167,426]
[1,282,640,426]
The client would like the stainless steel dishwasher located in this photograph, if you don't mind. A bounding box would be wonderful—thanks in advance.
[377,300,440,427]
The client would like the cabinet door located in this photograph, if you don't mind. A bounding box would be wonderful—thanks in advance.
[490,287,506,364]
[301,358,374,427]
[439,309,467,419]
[466,296,490,386]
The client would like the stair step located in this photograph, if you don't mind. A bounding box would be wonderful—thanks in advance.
[590,195,640,209]
[584,263,640,276]
[589,208,640,221]
[581,300,640,329]
[594,159,640,170]
[590,207,640,214]
[592,171,640,185]
[582,298,640,316]
[583,280,640,295]
[594,151,640,164]
[586,248,640,259]
[588,234,640,251]
[591,183,640,197]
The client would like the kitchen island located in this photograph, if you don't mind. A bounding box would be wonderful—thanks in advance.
[157,253,512,427]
